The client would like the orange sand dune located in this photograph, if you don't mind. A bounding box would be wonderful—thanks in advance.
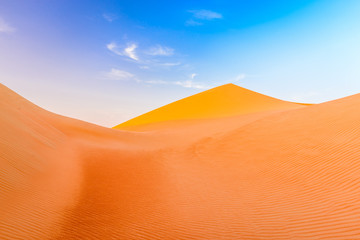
[114,83,309,131]
[2,83,360,239]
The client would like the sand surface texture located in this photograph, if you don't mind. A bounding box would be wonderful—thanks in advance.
[1,83,360,239]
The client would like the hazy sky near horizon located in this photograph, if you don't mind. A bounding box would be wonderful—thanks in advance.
[1,0,360,126]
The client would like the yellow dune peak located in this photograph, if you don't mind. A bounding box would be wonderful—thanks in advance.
[114,83,309,130]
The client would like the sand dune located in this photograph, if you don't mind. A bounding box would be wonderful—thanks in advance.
[0,84,81,239]
[2,83,360,239]
[114,83,308,131]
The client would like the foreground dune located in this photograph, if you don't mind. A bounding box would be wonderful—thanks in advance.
[2,83,360,239]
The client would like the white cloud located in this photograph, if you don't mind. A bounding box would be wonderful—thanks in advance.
[138,61,181,70]
[106,41,181,69]
[124,43,138,61]
[0,18,15,33]
[138,73,244,90]
[103,67,209,90]
[188,10,222,20]
[106,68,135,80]
[234,74,246,82]
[144,80,168,84]
[103,13,118,22]
[107,42,121,54]
[107,42,116,51]
[146,45,174,56]
[107,42,139,61]
[142,79,208,89]
[175,80,208,89]
[159,62,181,67]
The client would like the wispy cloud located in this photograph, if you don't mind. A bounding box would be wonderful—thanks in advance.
[234,74,246,82]
[188,10,223,20]
[124,43,138,60]
[107,42,139,61]
[190,73,198,79]
[0,18,15,33]
[140,62,181,70]
[144,79,168,85]
[104,68,208,89]
[159,62,181,67]
[106,41,182,71]
[143,79,209,89]
[103,13,118,22]
[107,42,121,54]
[175,80,208,89]
[106,68,135,80]
[146,45,174,56]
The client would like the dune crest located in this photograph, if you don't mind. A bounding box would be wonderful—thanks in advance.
[114,83,308,130]
[2,83,360,239]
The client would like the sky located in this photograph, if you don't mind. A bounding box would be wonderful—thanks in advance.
[1,0,360,127]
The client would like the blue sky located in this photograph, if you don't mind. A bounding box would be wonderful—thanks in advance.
[1,0,360,126]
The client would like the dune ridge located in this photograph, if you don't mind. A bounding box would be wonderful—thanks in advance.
[2,83,360,239]
[114,83,308,131]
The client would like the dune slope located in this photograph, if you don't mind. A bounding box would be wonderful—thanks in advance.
[114,83,308,130]
[0,84,81,239]
[2,83,360,239]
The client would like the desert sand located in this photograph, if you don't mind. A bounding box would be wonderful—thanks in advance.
[1,82,360,239]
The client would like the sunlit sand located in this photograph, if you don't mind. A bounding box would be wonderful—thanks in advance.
[1,83,360,239]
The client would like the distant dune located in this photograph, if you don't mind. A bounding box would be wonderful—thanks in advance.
[1,83,360,239]
[114,83,308,131]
